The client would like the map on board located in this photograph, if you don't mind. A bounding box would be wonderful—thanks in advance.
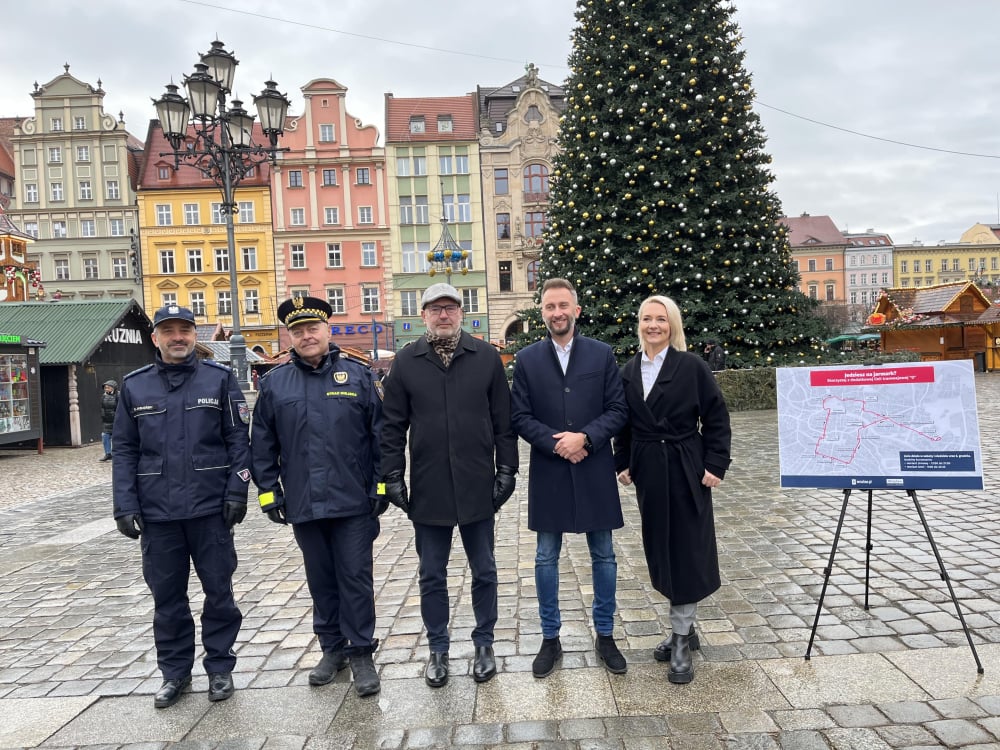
[776,361,983,490]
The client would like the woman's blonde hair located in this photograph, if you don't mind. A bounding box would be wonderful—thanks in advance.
[637,295,687,352]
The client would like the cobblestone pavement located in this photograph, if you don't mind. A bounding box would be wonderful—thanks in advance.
[1,375,999,748]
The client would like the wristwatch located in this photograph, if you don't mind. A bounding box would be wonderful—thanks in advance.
[583,433,594,452]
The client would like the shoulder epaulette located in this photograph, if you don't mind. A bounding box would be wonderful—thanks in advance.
[203,359,233,372]
[260,362,289,381]
[340,352,373,369]
[123,364,154,380]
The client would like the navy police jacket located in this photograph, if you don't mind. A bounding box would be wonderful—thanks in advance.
[250,344,383,523]
[112,353,251,522]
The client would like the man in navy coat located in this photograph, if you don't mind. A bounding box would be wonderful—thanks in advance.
[511,278,629,677]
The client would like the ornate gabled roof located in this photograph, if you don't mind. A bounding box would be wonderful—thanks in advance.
[0,209,34,241]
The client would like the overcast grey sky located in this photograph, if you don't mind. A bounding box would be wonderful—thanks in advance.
[4,1,999,245]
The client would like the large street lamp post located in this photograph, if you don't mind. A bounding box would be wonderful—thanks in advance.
[154,41,290,388]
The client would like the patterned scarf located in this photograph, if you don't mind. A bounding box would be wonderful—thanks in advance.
[426,331,461,367]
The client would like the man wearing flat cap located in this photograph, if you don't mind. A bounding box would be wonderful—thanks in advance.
[380,282,518,688]
[113,304,250,708]
[250,295,384,697]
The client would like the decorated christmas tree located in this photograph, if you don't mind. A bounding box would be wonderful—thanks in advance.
[517,0,830,367]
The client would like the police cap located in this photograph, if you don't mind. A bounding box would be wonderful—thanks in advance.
[152,304,196,327]
[278,296,333,328]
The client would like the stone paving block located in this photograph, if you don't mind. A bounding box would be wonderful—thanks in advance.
[718,710,778,734]
[43,693,209,746]
[825,704,888,728]
[927,695,988,719]
[725,733,780,749]
[873,723,939,747]
[186,686,346,741]
[924,718,995,746]
[775,729,829,750]
[331,676,475,733]
[558,717,606,739]
[506,719,559,742]
[0,696,96,747]
[405,725,452,747]
[474,669,617,724]
[769,709,834,732]
[884,643,1000,700]
[875,700,940,724]
[821,727,891,749]
[452,722,504,745]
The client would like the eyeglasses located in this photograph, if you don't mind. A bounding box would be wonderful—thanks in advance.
[426,304,462,316]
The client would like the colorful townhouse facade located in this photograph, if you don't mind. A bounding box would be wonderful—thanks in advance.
[843,230,894,320]
[384,93,488,347]
[6,67,142,302]
[477,64,565,344]
[137,121,280,355]
[271,78,392,353]
[780,213,848,303]
[892,224,1000,299]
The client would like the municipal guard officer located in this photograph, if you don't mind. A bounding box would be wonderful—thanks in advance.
[250,296,384,697]
[112,304,250,708]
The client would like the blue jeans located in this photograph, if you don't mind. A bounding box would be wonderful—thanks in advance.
[101,432,112,456]
[535,529,617,639]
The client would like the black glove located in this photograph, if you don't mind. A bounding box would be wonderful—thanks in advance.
[258,489,287,525]
[492,466,517,511]
[116,514,142,539]
[370,496,390,519]
[381,472,410,514]
[223,500,247,529]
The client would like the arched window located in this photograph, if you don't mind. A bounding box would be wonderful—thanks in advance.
[527,260,540,291]
[523,164,549,200]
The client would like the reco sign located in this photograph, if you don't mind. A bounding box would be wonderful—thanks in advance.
[330,324,385,335]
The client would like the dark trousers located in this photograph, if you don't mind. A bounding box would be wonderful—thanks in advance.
[141,514,242,679]
[413,516,497,652]
[293,515,379,655]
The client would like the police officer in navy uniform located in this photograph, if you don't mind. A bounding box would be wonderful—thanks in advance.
[250,296,384,697]
[112,304,250,708]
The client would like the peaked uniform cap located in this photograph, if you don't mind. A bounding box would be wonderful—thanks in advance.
[152,305,196,327]
[277,296,333,328]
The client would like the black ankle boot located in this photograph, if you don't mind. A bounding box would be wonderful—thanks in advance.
[668,632,694,684]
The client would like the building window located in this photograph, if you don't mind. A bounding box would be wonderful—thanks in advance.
[412,156,427,176]
[495,168,509,195]
[159,250,175,274]
[808,285,818,299]
[183,203,200,224]
[849,255,857,266]
[825,258,833,271]
[242,246,257,271]
[78,181,92,200]
[109,218,124,236]
[156,205,172,226]
[162,292,177,307]
[861,274,867,285]
[215,247,229,272]
[397,157,411,177]
[244,290,259,313]
[463,288,480,313]
[457,194,471,223]
[289,170,303,187]
[850,291,857,304]
[443,195,455,223]
[439,155,452,175]
[969,258,976,271]
[825,284,835,301]
[24,222,38,238]
[525,211,547,237]
[409,116,425,134]
[24,184,38,202]
[524,164,549,198]
[849,274,856,285]
[327,243,342,267]
[290,288,309,301]
[322,169,337,186]
[356,167,370,185]
[319,123,335,142]
[401,242,430,273]
[187,249,203,273]
[415,196,429,224]
[527,260,540,291]
[75,146,90,163]
[106,180,120,200]
[83,257,99,279]
[941,259,949,272]
[437,115,453,133]
[859,255,867,265]
[51,117,63,131]
[361,242,377,267]
[458,240,473,270]
[953,258,960,271]
[113,256,128,278]
[52,221,67,238]
[400,290,418,317]
[55,258,70,279]
[49,147,62,163]
[190,292,206,316]
[327,287,345,314]
[900,260,908,273]
[882,272,889,284]
[358,206,373,224]
[807,259,816,272]
[51,182,64,201]
[861,290,869,304]
[290,244,306,268]
[239,202,255,223]
[498,261,512,292]
[399,197,414,224]
[211,203,224,224]
[979,257,987,271]
[926,260,933,273]
[361,286,380,313]
[993,257,999,271]
[324,207,339,224]
[80,219,96,237]
[74,116,86,131]
[218,291,232,315]
[497,213,511,239]
[455,154,469,174]
[157,166,171,180]
[290,208,305,225]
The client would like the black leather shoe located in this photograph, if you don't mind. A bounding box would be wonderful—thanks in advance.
[349,653,381,697]
[309,650,349,685]
[473,645,497,683]
[595,634,627,674]
[653,627,700,662]
[153,675,191,708]
[532,637,562,678]
[425,651,449,688]
[668,633,694,684]
[207,671,235,701]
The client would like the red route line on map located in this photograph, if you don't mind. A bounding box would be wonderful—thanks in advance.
[814,396,942,465]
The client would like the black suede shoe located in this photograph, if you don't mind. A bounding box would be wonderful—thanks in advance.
[153,675,191,708]
[668,633,694,684]
[349,653,381,697]
[425,651,449,688]
[532,637,562,678]
[309,650,349,685]
[653,627,700,662]
[207,671,235,701]
[472,645,497,683]
[595,634,627,674]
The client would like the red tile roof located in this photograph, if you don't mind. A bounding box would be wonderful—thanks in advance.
[0,117,22,178]
[779,214,846,247]
[384,94,477,143]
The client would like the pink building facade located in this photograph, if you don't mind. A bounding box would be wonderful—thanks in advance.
[271,79,392,354]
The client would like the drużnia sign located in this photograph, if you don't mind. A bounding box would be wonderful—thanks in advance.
[777,361,983,490]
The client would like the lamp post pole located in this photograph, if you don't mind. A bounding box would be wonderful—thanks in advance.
[153,41,290,389]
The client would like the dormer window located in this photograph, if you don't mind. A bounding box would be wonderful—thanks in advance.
[437,115,453,133]
[409,116,425,134]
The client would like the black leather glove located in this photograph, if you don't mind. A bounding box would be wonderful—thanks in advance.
[116,513,142,539]
[223,500,247,529]
[492,466,517,511]
[258,490,287,525]
[370,496,390,519]
[381,472,410,514]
